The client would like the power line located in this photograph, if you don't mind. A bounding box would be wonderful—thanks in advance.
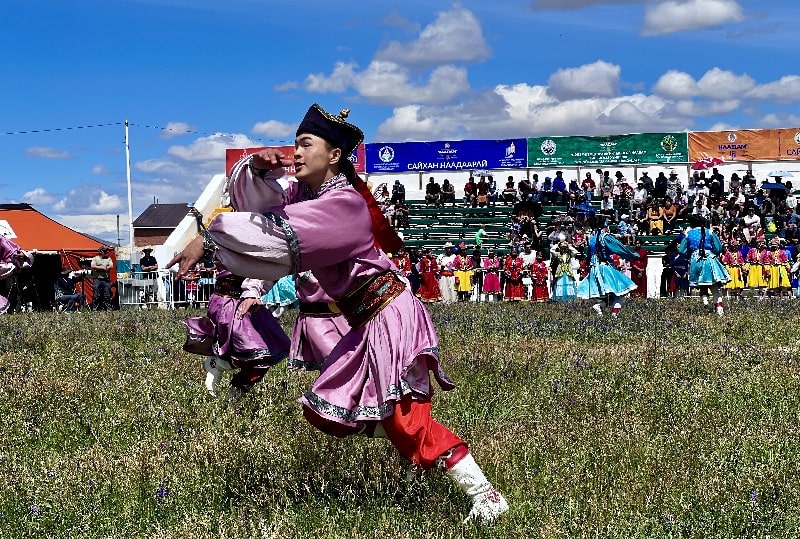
[0,120,292,145]
[0,122,124,135]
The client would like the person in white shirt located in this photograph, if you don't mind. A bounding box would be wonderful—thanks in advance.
[437,244,457,303]
[632,182,648,207]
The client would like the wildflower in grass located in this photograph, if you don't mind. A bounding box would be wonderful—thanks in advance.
[30,504,40,515]
[156,485,169,500]
[751,491,758,502]
[666,513,675,524]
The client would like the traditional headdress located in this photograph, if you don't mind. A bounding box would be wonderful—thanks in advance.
[296,104,364,157]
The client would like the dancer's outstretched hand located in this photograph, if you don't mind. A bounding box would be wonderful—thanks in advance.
[165,236,204,278]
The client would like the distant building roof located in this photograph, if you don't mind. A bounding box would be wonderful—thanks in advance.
[133,203,189,228]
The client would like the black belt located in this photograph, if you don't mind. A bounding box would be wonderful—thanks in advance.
[214,275,245,298]
[298,301,341,315]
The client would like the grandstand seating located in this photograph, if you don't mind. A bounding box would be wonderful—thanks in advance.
[398,198,684,256]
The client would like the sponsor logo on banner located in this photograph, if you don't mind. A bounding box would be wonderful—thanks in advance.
[379,146,395,163]
[661,135,678,152]
[541,139,557,156]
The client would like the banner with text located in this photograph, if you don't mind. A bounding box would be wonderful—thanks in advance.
[225,144,366,177]
[365,139,528,173]
[526,133,687,166]
[689,128,800,162]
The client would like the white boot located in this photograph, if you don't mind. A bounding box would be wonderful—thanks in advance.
[445,454,509,523]
[203,356,233,397]
[592,303,603,317]
[203,356,222,396]
[716,305,724,316]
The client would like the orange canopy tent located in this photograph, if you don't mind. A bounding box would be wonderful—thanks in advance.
[0,204,117,309]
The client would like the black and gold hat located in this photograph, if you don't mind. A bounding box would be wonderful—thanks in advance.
[296,103,364,157]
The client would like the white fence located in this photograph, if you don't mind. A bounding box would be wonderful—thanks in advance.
[117,270,215,309]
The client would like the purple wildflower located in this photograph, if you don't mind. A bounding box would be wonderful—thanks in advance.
[156,485,169,500]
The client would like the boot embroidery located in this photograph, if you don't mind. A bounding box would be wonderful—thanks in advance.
[486,488,501,503]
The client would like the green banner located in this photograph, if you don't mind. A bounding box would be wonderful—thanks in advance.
[526,133,688,166]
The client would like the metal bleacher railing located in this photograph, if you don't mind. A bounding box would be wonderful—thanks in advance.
[117,269,215,310]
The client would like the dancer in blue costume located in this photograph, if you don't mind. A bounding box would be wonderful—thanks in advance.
[261,274,298,317]
[678,214,730,316]
[576,223,638,317]
[550,240,580,302]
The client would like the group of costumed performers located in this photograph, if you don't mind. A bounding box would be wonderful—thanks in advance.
[415,248,442,303]
[744,237,768,297]
[721,239,746,297]
[503,249,526,301]
[0,235,34,314]
[677,214,731,316]
[529,251,550,302]
[168,104,508,523]
[452,243,475,302]
[763,237,792,297]
[576,224,639,317]
[481,248,503,301]
[550,241,580,302]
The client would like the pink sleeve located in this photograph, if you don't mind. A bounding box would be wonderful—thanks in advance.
[208,212,293,282]
[284,188,373,272]
[241,278,271,299]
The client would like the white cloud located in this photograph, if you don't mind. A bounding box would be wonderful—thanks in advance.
[57,214,124,239]
[251,120,295,138]
[653,67,755,100]
[696,67,755,99]
[21,187,55,205]
[160,121,193,139]
[652,70,699,99]
[643,0,745,36]
[754,113,800,129]
[92,164,110,175]
[375,105,462,141]
[166,133,258,162]
[747,75,800,103]
[25,146,72,159]
[304,61,358,93]
[355,61,470,106]
[672,98,741,116]
[376,5,490,66]
[274,81,299,92]
[92,191,122,212]
[548,60,621,100]
[52,187,123,214]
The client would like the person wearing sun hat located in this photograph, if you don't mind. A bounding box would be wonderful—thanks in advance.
[90,246,114,310]
[168,103,508,523]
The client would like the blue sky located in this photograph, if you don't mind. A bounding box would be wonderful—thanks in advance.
[1,0,798,244]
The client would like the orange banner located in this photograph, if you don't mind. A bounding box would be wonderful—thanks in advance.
[689,128,800,162]
[225,144,366,177]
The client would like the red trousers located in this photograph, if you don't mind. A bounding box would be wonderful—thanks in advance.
[303,396,467,470]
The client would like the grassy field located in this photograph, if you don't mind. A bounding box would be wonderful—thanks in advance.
[2,299,800,538]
